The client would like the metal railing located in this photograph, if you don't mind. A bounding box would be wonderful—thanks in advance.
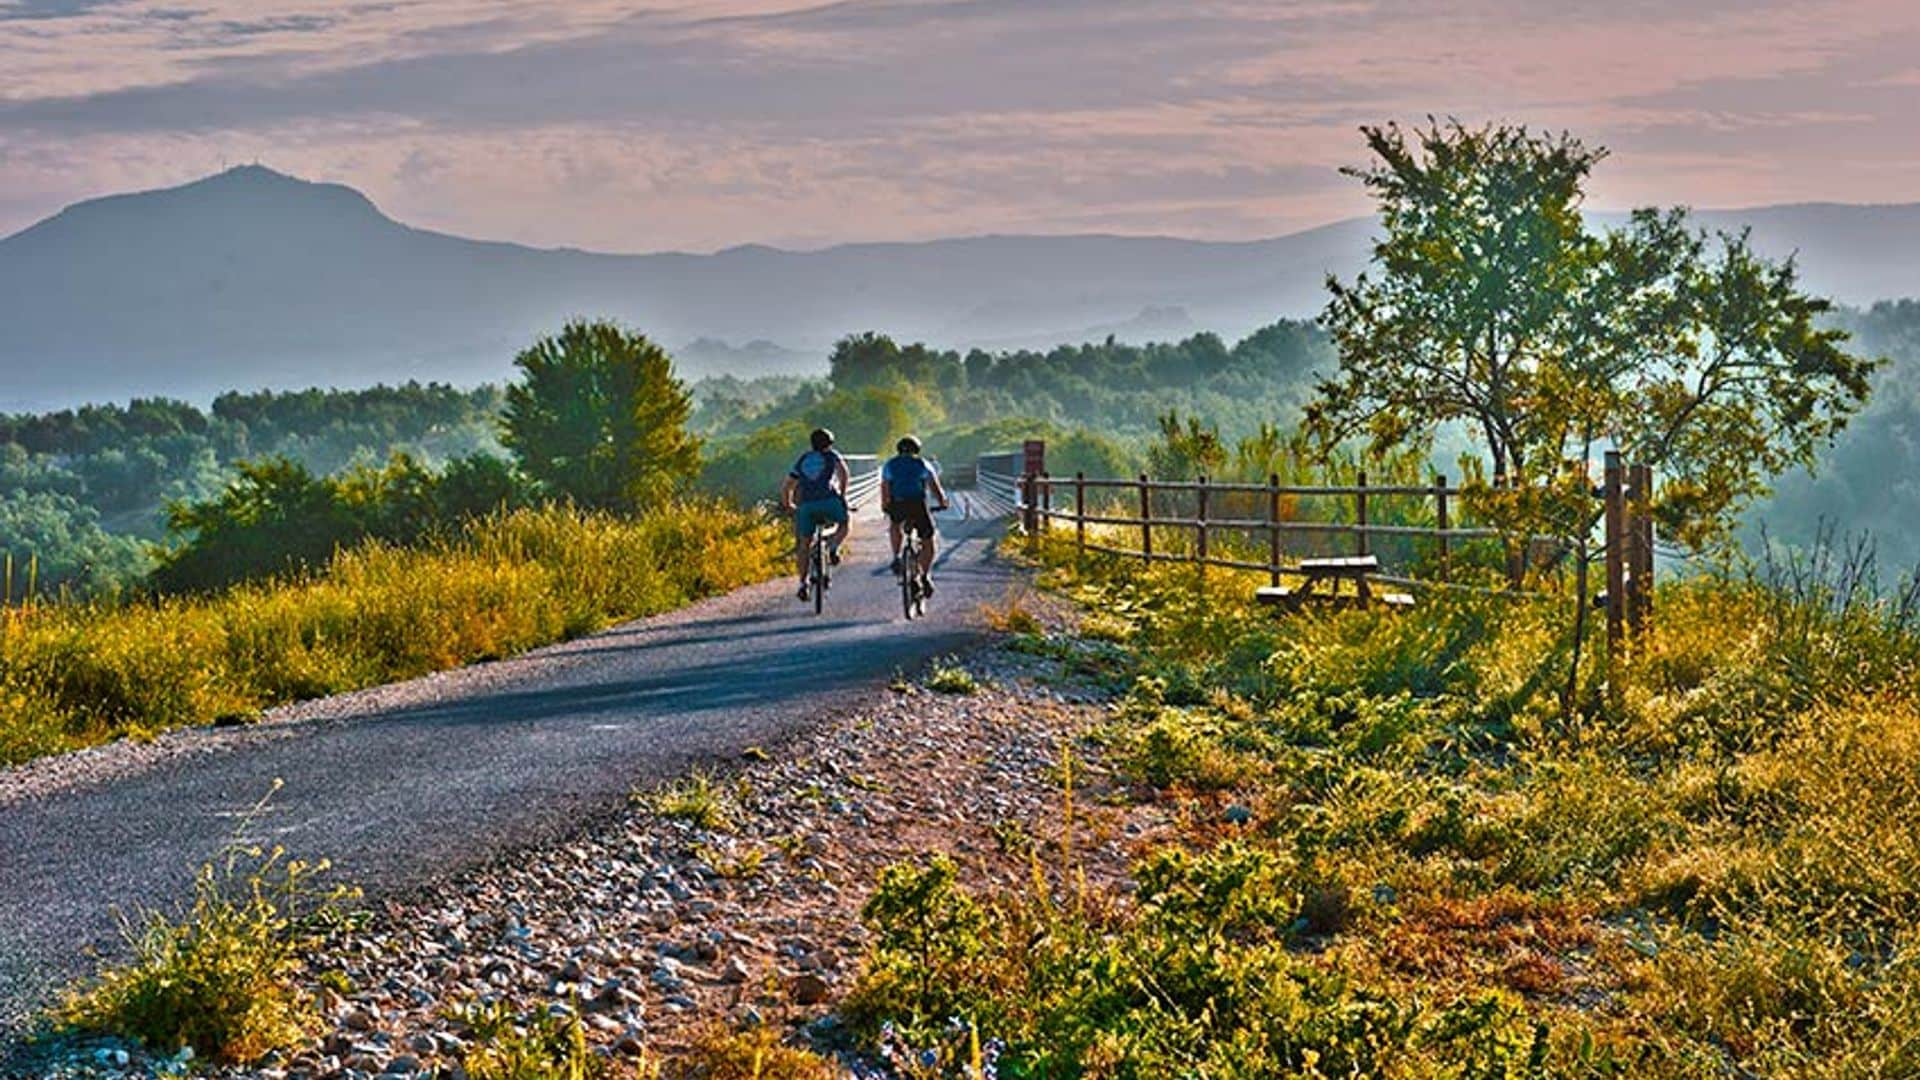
[843,454,882,509]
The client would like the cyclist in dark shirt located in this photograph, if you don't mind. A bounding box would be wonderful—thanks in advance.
[881,435,950,594]
[780,427,851,603]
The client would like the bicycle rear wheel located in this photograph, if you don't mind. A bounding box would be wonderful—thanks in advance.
[900,538,917,620]
[812,532,826,615]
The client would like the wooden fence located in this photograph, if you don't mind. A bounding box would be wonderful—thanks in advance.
[976,446,1658,645]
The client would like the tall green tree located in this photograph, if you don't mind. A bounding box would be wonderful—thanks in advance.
[502,321,703,511]
[1308,120,1878,553]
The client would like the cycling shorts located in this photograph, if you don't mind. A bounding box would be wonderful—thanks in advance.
[794,497,848,541]
[886,497,936,541]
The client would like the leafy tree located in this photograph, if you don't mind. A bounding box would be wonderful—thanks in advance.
[502,321,702,511]
[155,458,357,591]
[1308,120,1878,553]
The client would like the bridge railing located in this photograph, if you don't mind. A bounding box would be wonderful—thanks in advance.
[843,453,882,509]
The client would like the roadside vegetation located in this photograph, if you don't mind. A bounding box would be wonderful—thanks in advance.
[0,500,778,765]
[844,535,1920,1076]
[56,791,357,1066]
[837,120,1920,1077]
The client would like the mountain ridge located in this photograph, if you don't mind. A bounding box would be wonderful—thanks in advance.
[3,166,1917,411]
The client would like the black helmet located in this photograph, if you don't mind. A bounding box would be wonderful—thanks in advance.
[810,428,835,452]
[896,435,922,455]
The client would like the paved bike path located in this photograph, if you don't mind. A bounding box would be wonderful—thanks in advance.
[0,497,1014,1039]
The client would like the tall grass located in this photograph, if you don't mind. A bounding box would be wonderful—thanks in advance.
[845,533,1920,1076]
[0,500,781,766]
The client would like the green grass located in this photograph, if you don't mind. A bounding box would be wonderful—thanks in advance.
[0,500,782,766]
[844,536,1920,1077]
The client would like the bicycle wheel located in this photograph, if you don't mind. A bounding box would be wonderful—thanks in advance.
[812,532,826,615]
[900,538,917,620]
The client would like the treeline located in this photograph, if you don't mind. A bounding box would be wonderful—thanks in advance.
[697,320,1333,502]
[0,383,505,595]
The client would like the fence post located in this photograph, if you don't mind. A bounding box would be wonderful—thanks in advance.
[1022,472,1038,551]
[1604,451,1626,671]
[1267,473,1282,588]
[1040,472,1052,536]
[1075,471,1086,558]
[1434,474,1451,583]
[1629,463,1655,640]
[1195,475,1210,581]
[1355,470,1370,558]
[1138,474,1153,564]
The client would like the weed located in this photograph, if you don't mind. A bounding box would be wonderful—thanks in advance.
[925,660,980,695]
[664,1024,836,1079]
[456,1000,607,1080]
[55,818,354,1064]
[648,773,736,832]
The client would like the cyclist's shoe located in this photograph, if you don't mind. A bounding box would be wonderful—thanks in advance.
[828,548,842,567]
[797,583,810,602]
[921,577,935,598]
[890,555,904,576]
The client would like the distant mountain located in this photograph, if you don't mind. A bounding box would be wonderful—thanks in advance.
[2,166,1916,410]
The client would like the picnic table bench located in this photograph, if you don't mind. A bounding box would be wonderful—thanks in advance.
[1255,555,1415,612]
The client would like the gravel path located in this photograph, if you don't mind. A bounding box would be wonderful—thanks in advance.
[0,498,1018,1046]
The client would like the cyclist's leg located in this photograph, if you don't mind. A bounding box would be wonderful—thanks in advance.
[793,507,815,585]
[827,502,850,557]
[915,503,937,576]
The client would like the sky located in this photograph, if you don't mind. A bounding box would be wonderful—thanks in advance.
[2,0,1918,252]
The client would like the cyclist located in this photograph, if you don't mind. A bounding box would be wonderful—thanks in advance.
[781,427,851,603]
[882,435,950,595]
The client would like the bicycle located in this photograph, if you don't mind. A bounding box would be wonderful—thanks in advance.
[898,527,926,620]
[807,520,832,616]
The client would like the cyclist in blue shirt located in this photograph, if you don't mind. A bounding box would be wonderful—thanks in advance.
[781,427,851,603]
[882,435,950,594]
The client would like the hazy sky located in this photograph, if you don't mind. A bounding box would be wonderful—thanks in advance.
[3,0,1918,251]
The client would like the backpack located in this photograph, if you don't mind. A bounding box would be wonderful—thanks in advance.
[885,455,930,500]
[792,450,843,503]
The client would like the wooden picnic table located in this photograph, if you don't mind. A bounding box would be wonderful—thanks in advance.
[1255,555,1414,612]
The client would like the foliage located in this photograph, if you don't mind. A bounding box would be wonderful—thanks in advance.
[845,535,1920,1075]
[1754,299,1920,569]
[0,383,503,595]
[0,501,781,766]
[0,491,151,597]
[503,320,704,512]
[1310,120,1878,553]
[153,452,534,592]
[56,836,352,1065]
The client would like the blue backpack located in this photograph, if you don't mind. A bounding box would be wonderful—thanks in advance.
[792,450,843,503]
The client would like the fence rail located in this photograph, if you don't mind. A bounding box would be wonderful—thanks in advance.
[975,448,1656,620]
[975,458,1491,592]
[843,454,882,509]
